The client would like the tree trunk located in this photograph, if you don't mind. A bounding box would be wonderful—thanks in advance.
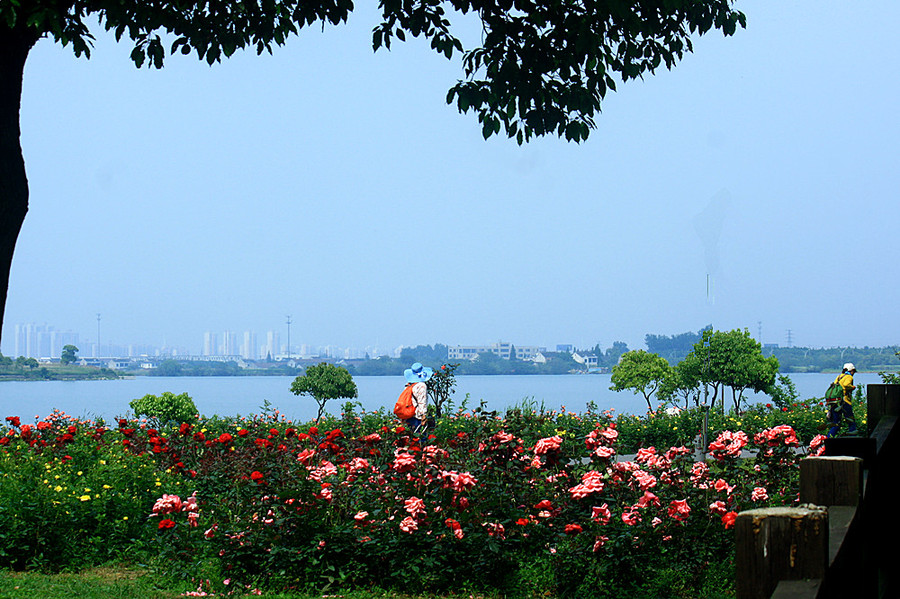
[0,29,38,350]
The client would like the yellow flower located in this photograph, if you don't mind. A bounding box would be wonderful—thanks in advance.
[54,485,63,492]
[155,481,162,487]
[77,471,83,476]
[99,460,106,465]
[103,485,112,490]
[123,516,128,521]
[78,495,91,502]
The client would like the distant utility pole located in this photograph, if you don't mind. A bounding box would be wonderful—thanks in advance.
[786,329,793,348]
[96,313,101,358]
[757,321,762,343]
[286,315,292,360]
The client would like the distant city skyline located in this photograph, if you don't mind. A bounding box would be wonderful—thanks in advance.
[5,320,410,360]
[4,318,889,362]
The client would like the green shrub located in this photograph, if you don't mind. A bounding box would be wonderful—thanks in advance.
[129,392,198,426]
[0,413,182,570]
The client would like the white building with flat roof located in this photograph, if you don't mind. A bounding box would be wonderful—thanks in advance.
[449,342,546,361]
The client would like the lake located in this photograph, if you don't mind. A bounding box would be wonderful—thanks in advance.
[0,372,881,423]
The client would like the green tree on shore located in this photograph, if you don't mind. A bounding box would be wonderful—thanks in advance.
[60,345,79,365]
[610,350,673,412]
[291,363,358,424]
[684,329,779,413]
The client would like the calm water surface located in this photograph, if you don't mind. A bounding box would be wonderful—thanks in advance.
[0,372,881,423]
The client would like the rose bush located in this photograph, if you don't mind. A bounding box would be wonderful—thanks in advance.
[0,401,831,596]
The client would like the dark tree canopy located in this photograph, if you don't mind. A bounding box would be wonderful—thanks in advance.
[0,0,744,346]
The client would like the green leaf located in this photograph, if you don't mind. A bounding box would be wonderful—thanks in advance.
[482,120,493,140]
[129,46,146,68]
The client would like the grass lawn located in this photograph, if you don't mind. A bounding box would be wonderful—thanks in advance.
[0,565,502,599]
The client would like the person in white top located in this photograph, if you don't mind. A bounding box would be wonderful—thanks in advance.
[402,362,432,435]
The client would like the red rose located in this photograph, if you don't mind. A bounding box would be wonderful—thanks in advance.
[722,511,738,529]
[158,519,176,530]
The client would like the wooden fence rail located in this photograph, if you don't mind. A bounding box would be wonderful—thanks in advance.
[735,384,900,599]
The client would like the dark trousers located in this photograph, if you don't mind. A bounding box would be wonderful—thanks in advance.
[827,401,857,437]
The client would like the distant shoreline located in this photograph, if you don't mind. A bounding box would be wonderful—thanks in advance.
[2,368,895,383]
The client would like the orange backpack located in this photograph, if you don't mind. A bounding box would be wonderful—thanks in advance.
[394,384,416,420]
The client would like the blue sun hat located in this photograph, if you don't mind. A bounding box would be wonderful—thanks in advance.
[404,362,433,384]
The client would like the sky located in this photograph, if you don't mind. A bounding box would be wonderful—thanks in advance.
[4,1,899,356]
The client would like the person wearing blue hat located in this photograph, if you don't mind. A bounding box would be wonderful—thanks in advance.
[401,362,432,437]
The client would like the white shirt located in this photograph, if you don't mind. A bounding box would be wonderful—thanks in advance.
[411,381,428,420]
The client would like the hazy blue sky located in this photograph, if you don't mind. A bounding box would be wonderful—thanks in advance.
[4,1,899,356]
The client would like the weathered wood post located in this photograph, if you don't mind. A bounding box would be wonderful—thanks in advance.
[735,505,828,599]
[864,384,900,598]
[799,456,862,506]
[866,383,900,436]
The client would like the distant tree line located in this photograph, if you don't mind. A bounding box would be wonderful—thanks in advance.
[645,327,900,373]
[116,336,900,380]
[344,342,632,377]
[612,328,780,414]
[147,360,301,377]
[0,351,116,380]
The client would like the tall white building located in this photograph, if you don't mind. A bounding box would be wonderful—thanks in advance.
[49,330,79,358]
[11,323,76,358]
[13,323,27,357]
[203,332,218,356]
[241,331,258,360]
[222,331,239,356]
[266,331,280,360]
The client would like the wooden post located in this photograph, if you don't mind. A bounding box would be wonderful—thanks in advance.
[799,456,862,506]
[735,506,828,599]
[867,384,900,436]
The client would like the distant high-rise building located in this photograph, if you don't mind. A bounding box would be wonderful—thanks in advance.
[222,331,238,356]
[266,331,280,360]
[241,331,258,360]
[13,323,26,357]
[49,330,79,358]
[12,323,66,358]
[203,332,218,356]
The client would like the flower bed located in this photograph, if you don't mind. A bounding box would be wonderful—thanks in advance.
[0,403,830,597]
